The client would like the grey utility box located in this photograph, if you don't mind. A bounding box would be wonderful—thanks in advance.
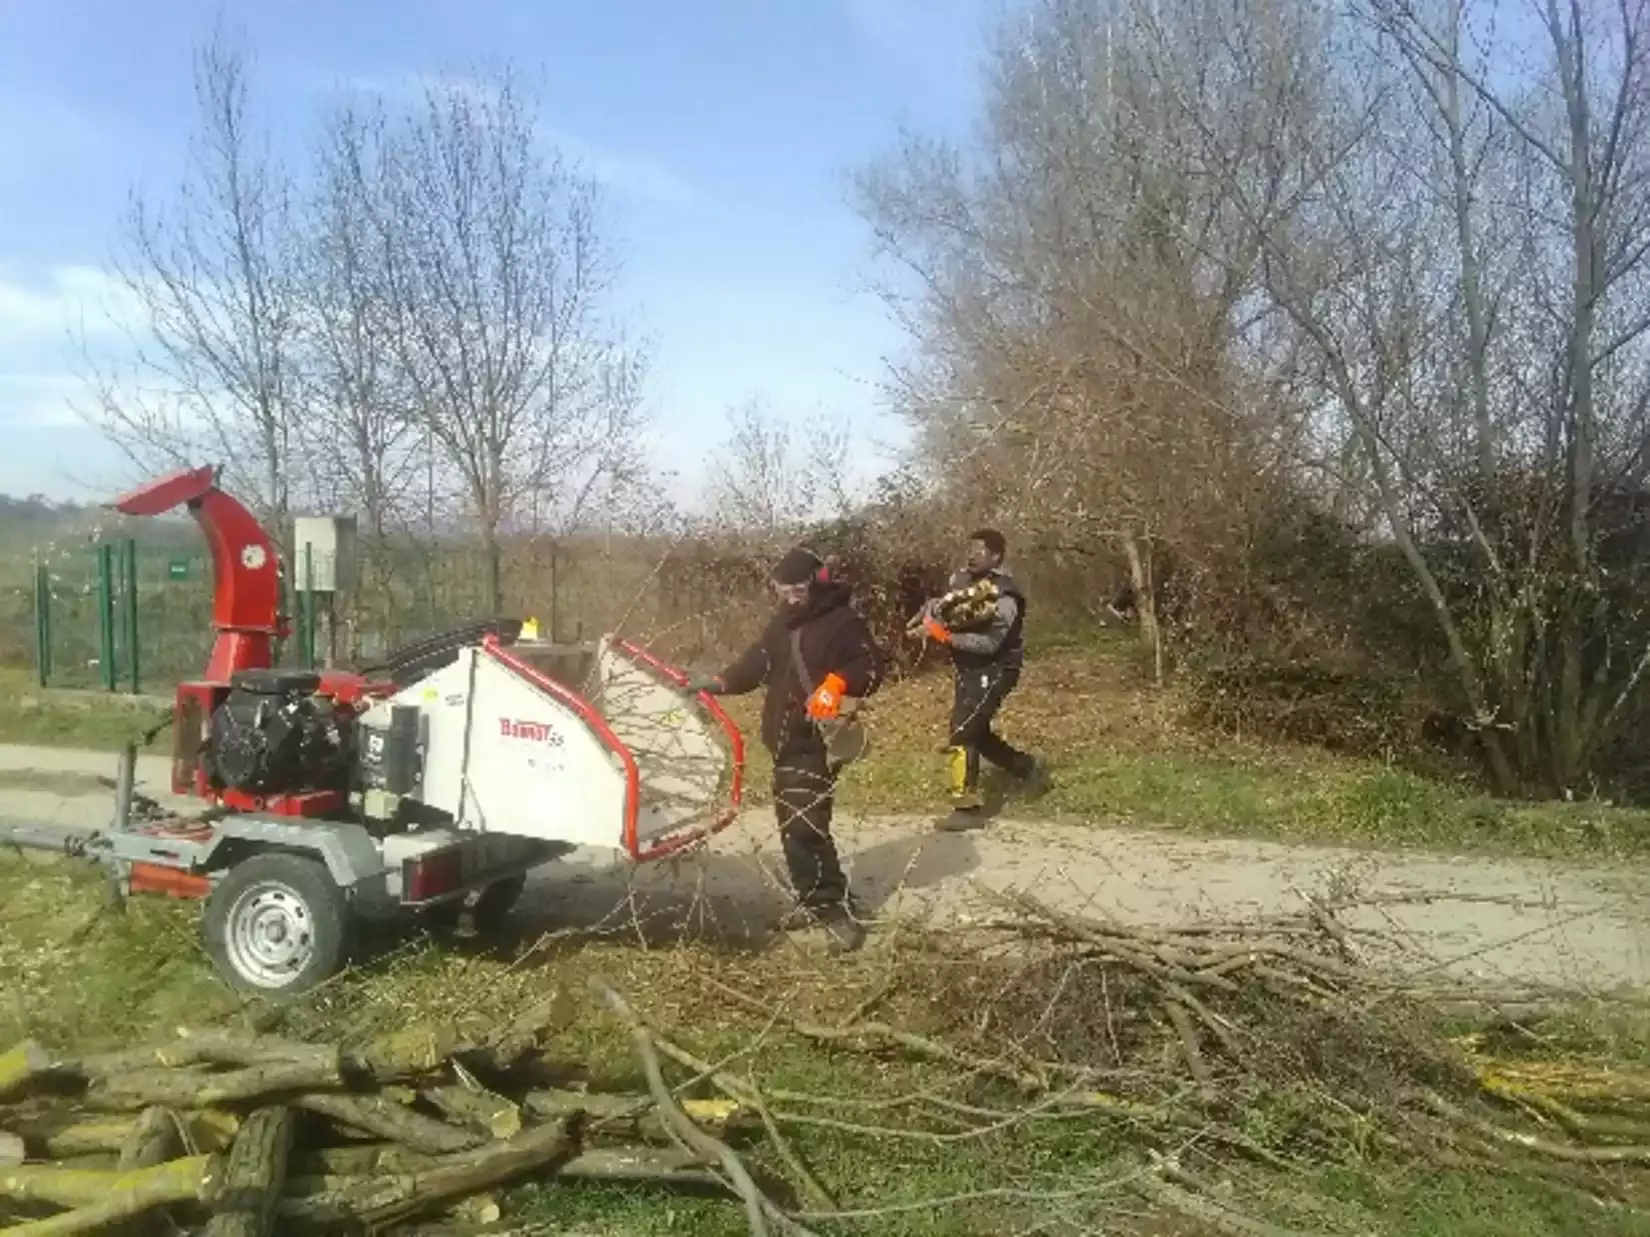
[291,515,358,594]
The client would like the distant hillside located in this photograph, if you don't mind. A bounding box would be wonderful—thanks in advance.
[0,494,197,556]
[0,494,86,531]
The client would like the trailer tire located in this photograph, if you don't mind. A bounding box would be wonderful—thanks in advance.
[420,874,528,938]
[471,873,528,932]
[203,853,350,995]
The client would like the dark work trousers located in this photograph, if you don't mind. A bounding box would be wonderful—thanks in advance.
[772,741,848,911]
[950,665,1033,779]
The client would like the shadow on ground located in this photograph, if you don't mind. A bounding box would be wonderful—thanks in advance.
[403,823,984,960]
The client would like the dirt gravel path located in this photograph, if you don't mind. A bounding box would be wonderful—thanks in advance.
[2,743,1645,992]
[547,809,1650,992]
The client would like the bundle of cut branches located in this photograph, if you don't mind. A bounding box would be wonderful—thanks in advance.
[664,889,1650,1231]
[872,889,1650,1221]
[8,892,1650,1236]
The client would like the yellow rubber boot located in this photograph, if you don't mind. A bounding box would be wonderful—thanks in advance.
[947,746,984,811]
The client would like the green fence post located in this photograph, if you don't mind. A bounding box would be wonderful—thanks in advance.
[122,539,141,694]
[33,553,50,688]
[112,541,127,688]
[96,543,116,692]
[111,545,124,689]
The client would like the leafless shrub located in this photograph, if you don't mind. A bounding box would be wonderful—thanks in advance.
[853,0,1650,796]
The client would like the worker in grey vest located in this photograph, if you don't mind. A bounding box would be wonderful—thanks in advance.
[916,529,1047,831]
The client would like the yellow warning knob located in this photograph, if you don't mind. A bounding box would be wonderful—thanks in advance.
[520,617,541,641]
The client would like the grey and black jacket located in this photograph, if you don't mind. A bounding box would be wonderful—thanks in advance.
[932,567,1026,673]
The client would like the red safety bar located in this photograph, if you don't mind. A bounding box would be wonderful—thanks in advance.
[480,635,744,862]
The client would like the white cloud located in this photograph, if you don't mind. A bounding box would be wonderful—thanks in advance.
[329,70,504,115]
[0,372,92,428]
[840,0,994,86]
[543,129,701,210]
[0,272,89,338]
[0,265,144,345]
[842,0,956,49]
[316,70,701,210]
[0,268,150,436]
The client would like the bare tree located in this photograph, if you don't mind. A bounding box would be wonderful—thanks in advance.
[1426,0,1649,792]
[858,0,1650,793]
[704,398,856,543]
[1240,0,1650,792]
[1165,0,1650,791]
[517,335,655,540]
[295,99,423,541]
[78,23,304,527]
[854,0,1316,676]
[358,69,650,611]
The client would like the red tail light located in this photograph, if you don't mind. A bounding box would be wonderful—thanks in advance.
[405,850,463,901]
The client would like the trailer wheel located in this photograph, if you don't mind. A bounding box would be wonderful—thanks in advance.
[203,854,350,994]
[420,875,528,938]
[470,874,528,932]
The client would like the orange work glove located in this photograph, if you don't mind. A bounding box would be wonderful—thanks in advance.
[923,615,952,644]
[806,672,848,720]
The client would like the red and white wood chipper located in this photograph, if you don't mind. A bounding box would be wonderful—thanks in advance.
[0,465,744,994]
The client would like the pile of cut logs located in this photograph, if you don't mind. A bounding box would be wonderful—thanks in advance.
[0,991,738,1235]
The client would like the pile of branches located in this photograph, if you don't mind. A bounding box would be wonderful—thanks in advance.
[883,889,1650,1225]
[7,895,1650,1236]
[0,981,768,1235]
[669,888,1650,1232]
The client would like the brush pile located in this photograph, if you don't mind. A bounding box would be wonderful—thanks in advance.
[877,889,1650,1225]
[677,888,1650,1231]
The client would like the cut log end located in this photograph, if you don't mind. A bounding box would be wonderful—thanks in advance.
[201,1105,295,1237]
[0,1039,55,1102]
[116,1106,180,1171]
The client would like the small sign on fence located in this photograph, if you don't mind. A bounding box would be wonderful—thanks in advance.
[167,559,190,581]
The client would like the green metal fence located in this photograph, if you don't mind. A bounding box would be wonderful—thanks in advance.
[31,540,216,691]
[18,536,771,693]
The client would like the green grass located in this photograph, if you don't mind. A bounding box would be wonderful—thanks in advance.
[837,745,1650,859]
[720,643,1650,861]
[1315,1167,1650,1237]
[0,667,170,749]
[3,620,1648,1233]
[0,854,242,1050]
[4,855,1649,1236]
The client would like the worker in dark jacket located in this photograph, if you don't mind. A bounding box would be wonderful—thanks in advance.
[683,547,884,952]
[917,528,1045,831]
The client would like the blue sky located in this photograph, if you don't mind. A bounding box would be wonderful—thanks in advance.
[0,0,1000,504]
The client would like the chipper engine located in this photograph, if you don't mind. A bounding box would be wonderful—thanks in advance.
[0,465,744,995]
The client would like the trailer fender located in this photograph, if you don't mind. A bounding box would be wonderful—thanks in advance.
[195,818,388,891]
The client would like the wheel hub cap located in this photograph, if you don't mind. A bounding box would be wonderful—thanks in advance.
[226,883,315,988]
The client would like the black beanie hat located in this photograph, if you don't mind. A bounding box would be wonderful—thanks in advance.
[771,546,824,586]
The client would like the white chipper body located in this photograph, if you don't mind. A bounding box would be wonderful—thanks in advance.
[386,635,735,858]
